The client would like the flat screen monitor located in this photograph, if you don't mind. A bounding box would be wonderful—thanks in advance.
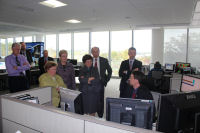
[0,62,6,70]
[165,63,174,72]
[149,63,154,71]
[157,91,200,133]
[60,88,83,115]
[106,98,155,129]
[175,62,183,73]
[180,75,200,92]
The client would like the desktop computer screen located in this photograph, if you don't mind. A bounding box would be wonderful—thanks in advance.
[149,63,154,71]
[60,88,83,115]
[106,98,155,129]
[165,63,174,72]
[180,75,200,92]
[0,62,6,70]
[157,91,200,133]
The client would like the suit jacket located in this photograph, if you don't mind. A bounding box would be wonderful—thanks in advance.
[119,59,142,92]
[98,57,112,87]
[125,85,153,100]
[38,56,54,74]
[39,73,66,107]
[20,50,33,64]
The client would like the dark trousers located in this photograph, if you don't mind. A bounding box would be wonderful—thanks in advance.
[8,76,28,93]
[97,85,105,118]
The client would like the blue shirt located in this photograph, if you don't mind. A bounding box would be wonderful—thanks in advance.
[5,54,31,76]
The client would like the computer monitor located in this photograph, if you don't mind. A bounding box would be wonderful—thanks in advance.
[149,63,154,71]
[157,91,200,133]
[180,75,200,92]
[175,62,183,73]
[165,63,174,72]
[0,62,6,70]
[106,98,155,129]
[60,88,83,115]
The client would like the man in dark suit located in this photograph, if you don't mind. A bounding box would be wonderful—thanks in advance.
[91,47,112,118]
[119,47,142,98]
[20,42,33,64]
[128,71,153,100]
[38,50,54,74]
[20,42,33,89]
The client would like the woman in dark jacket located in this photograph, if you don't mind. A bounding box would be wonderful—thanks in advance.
[57,50,76,90]
[79,54,101,116]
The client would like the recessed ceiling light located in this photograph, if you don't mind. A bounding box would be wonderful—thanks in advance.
[65,19,82,23]
[39,0,67,8]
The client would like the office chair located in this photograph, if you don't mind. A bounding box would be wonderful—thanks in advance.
[152,70,163,89]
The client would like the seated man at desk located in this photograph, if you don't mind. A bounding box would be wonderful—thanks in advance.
[128,71,153,100]
[148,61,164,77]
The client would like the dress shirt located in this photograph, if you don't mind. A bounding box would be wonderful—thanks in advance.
[5,54,31,76]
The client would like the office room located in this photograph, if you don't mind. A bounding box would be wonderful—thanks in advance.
[0,0,200,133]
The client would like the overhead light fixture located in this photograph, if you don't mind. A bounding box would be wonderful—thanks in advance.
[39,0,67,8]
[65,19,82,23]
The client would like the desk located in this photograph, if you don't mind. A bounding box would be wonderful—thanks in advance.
[0,72,8,90]
[30,69,40,85]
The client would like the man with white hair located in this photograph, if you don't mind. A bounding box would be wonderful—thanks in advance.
[91,46,112,118]
[5,43,31,93]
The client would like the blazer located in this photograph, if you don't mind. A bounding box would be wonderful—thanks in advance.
[98,57,112,87]
[126,85,154,100]
[39,73,66,107]
[38,56,54,74]
[20,50,33,64]
[119,59,142,90]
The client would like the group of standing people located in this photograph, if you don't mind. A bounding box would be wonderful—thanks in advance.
[5,42,153,117]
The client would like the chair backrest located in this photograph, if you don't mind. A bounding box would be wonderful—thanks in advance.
[152,70,163,80]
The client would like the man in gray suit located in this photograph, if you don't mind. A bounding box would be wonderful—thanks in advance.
[91,47,112,118]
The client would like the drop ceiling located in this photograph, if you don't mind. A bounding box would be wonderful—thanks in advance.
[0,0,196,36]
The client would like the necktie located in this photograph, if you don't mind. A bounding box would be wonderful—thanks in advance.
[132,91,136,99]
[16,56,24,76]
[129,60,133,70]
[95,58,98,68]
[16,56,20,66]
[44,58,47,64]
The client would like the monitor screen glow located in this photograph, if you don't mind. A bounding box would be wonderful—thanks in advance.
[0,62,6,70]
[165,63,174,71]
[181,75,200,92]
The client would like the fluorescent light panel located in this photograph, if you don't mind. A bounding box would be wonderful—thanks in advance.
[39,0,67,8]
[65,19,82,23]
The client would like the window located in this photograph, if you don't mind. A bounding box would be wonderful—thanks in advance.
[0,39,6,57]
[188,28,200,67]
[134,30,152,65]
[74,32,89,62]
[24,36,32,42]
[111,30,132,76]
[15,37,22,43]
[163,29,187,64]
[46,34,56,58]
[91,31,109,58]
[59,33,71,59]
[7,38,14,55]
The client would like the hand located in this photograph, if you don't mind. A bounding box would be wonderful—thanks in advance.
[13,66,18,70]
[133,68,139,71]
[123,71,127,74]
[56,87,60,92]
[23,62,28,66]
[88,77,95,84]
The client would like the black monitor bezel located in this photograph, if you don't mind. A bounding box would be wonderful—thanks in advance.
[165,63,175,72]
